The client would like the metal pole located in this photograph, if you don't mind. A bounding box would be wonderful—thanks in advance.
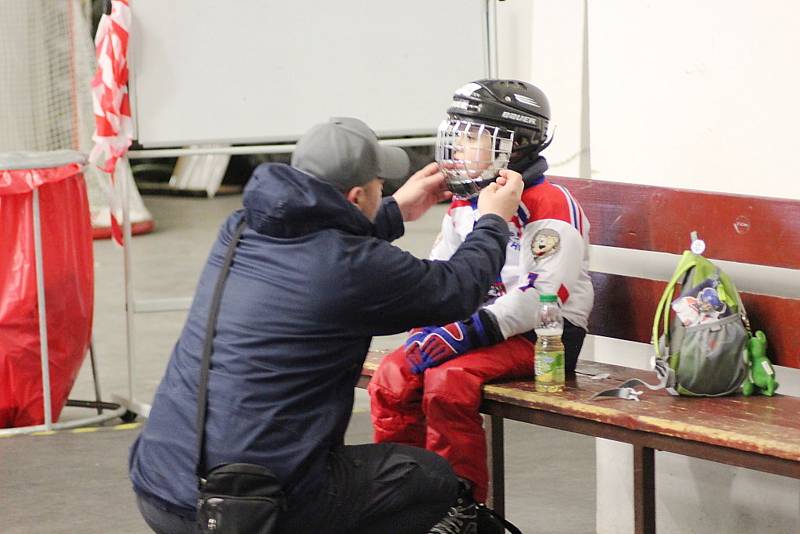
[89,341,103,414]
[127,136,438,159]
[120,161,136,402]
[485,0,500,78]
[579,0,592,179]
[32,188,53,430]
[0,405,129,438]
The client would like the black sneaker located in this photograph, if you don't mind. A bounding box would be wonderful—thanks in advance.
[428,484,477,534]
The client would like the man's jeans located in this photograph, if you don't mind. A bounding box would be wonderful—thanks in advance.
[136,442,458,534]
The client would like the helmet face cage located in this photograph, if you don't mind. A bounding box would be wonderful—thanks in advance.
[435,119,514,199]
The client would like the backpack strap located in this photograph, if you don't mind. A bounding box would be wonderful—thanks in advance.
[731,277,753,337]
[476,504,523,534]
[652,251,698,357]
[590,251,698,402]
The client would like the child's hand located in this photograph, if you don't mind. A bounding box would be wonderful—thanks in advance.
[404,313,492,374]
[405,323,470,374]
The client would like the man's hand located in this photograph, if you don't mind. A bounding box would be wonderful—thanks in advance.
[477,169,523,221]
[392,162,453,222]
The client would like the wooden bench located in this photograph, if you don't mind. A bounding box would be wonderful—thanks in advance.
[357,177,800,534]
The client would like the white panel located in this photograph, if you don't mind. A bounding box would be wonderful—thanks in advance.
[129,0,489,147]
[588,0,800,200]
[589,245,800,298]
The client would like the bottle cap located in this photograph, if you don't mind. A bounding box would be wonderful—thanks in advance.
[539,294,557,302]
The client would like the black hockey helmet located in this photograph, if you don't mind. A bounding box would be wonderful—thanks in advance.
[435,79,553,198]
[446,79,552,158]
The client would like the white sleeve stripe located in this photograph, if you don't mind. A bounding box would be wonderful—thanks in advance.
[518,199,530,221]
[553,184,581,233]
[562,185,586,236]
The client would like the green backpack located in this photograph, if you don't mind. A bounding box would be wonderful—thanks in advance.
[651,250,750,396]
[591,244,777,401]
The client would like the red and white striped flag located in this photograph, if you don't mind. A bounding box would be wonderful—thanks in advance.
[90,0,132,245]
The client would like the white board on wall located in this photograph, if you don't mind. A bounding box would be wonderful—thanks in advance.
[129,0,490,147]
[587,0,800,199]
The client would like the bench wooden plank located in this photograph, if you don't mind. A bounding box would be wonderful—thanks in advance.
[481,395,800,479]
[549,176,800,270]
[482,380,800,462]
[590,273,800,368]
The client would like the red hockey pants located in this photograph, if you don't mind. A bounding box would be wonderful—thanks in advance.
[368,336,534,503]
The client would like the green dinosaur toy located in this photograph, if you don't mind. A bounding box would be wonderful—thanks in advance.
[742,330,779,396]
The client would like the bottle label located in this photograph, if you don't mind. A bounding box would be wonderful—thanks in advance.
[535,349,565,383]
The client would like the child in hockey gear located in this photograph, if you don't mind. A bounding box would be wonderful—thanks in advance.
[370,79,594,510]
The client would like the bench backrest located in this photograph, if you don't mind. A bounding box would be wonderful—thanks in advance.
[549,176,800,369]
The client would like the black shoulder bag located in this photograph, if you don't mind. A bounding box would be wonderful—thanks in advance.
[196,219,286,533]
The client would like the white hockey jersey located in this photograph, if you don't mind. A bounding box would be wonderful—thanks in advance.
[430,175,594,338]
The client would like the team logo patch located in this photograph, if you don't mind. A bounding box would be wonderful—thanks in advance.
[531,229,560,260]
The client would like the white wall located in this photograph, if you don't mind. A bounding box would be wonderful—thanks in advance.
[497,0,589,179]
[496,1,800,532]
[129,0,489,146]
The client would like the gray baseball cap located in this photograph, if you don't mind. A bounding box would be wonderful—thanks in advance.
[291,117,410,191]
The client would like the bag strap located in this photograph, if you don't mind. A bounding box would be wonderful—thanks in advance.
[195,218,247,482]
[476,504,523,534]
[652,251,698,358]
[650,251,702,394]
[591,251,698,402]
[730,276,752,336]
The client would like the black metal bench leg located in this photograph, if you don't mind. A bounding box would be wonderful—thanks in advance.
[486,415,505,516]
[633,444,656,534]
[89,341,103,414]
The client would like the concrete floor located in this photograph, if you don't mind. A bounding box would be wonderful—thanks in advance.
[1,192,595,533]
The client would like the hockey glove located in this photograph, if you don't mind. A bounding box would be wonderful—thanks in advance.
[405,311,501,374]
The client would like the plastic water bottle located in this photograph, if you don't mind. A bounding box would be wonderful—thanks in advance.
[534,294,565,392]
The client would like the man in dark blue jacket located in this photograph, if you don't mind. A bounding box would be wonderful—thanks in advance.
[129,117,523,534]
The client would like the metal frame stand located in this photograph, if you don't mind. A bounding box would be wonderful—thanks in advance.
[110,160,153,420]
[0,186,126,437]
